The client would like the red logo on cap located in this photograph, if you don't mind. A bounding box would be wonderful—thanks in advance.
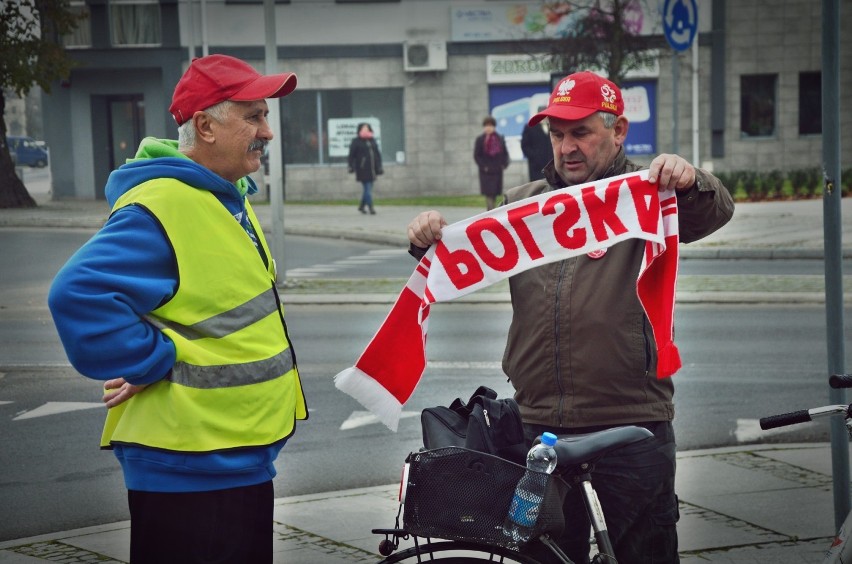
[600,84,619,112]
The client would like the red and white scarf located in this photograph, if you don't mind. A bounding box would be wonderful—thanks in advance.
[334,170,681,431]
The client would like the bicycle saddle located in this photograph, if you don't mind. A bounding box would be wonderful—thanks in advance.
[549,426,654,467]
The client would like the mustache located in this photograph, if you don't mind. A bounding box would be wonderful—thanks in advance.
[248,139,268,153]
[560,152,585,164]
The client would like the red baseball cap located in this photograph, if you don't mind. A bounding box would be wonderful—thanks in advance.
[169,54,298,126]
[528,71,624,126]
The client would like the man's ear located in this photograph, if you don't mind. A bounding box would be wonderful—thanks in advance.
[613,115,629,146]
[192,112,216,143]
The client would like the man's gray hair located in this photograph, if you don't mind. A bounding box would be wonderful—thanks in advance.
[543,110,618,130]
[177,100,234,150]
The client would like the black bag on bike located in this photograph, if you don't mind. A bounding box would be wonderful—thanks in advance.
[402,446,569,548]
[420,385,527,464]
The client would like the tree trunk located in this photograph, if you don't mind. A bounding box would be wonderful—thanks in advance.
[0,93,37,209]
[0,152,37,208]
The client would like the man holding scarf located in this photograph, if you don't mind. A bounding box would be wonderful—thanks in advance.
[407,71,734,563]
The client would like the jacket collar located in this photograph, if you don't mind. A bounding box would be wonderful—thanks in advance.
[542,147,628,189]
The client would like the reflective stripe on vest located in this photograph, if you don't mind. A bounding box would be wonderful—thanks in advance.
[166,348,294,389]
[100,178,307,452]
[143,286,295,388]
[145,287,279,341]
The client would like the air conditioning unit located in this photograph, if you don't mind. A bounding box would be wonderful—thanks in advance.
[403,41,448,72]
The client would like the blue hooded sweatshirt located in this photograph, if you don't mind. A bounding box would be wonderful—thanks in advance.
[47,138,287,492]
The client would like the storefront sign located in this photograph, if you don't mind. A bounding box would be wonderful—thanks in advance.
[452,2,657,42]
[487,54,561,84]
[327,118,381,158]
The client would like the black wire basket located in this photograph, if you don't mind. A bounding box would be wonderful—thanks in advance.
[401,447,570,548]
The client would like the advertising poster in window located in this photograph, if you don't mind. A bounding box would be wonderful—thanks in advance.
[451,2,656,42]
[488,80,657,161]
[622,80,657,155]
[489,84,551,161]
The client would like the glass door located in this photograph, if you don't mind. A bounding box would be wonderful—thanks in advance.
[108,95,145,170]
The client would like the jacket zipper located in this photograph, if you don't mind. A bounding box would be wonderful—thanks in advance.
[553,260,568,425]
[643,316,652,375]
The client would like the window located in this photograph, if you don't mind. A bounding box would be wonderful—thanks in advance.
[799,71,822,135]
[110,0,161,46]
[62,1,91,48]
[740,74,776,137]
[281,88,404,166]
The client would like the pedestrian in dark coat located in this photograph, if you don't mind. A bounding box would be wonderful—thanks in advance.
[347,123,383,214]
[473,115,509,210]
[521,121,551,181]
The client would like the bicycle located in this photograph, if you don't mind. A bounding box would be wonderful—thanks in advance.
[759,373,852,564]
[372,425,654,563]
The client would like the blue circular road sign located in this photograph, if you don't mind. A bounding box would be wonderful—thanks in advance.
[663,0,698,52]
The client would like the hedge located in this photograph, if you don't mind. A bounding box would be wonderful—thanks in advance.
[713,167,852,201]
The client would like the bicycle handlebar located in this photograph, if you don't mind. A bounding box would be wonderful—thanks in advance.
[829,373,852,389]
[760,405,851,430]
[759,410,812,430]
[759,375,852,431]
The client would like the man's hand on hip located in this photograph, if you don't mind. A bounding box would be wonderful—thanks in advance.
[103,378,148,408]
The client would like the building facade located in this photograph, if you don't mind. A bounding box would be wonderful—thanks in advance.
[37,0,850,202]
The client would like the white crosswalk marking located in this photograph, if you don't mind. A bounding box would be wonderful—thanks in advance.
[13,401,103,420]
[340,410,419,430]
[333,257,387,264]
[368,249,410,255]
[286,249,408,278]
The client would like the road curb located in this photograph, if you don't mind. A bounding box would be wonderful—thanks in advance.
[277,291,847,305]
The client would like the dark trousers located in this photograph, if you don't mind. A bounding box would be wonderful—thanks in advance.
[128,481,274,564]
[522,421,679,564]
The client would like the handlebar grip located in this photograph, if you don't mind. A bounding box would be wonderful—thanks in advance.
[759,410,812,430]
[829,374,852,389]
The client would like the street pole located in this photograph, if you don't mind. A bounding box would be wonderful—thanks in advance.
[264,0,285,286]
[821,0,848,531]
[672,52,679,154]
[691,38,699,166]
[200,0,208,56]
[185,0,194,61]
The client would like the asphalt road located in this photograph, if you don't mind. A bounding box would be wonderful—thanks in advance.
[3,301,852,541]
[2,226,852,540]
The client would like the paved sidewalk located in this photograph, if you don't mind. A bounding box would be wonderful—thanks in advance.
[2,190,852,261]
[0,443,846,563]
[2,184,852,562]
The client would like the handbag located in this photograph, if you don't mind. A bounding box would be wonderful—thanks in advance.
[402,446,569,547]
[420,385,527,464]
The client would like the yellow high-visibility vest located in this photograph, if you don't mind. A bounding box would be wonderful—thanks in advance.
[100,179,307,452]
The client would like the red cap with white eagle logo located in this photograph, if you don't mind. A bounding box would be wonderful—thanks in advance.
[528,71,624,126]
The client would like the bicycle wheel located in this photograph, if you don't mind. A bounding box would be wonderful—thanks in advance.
[378,539,546,563]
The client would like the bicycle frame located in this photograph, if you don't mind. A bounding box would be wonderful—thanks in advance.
[373,474,607,563]
[374,426,654,563]
[759,373,852,564]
